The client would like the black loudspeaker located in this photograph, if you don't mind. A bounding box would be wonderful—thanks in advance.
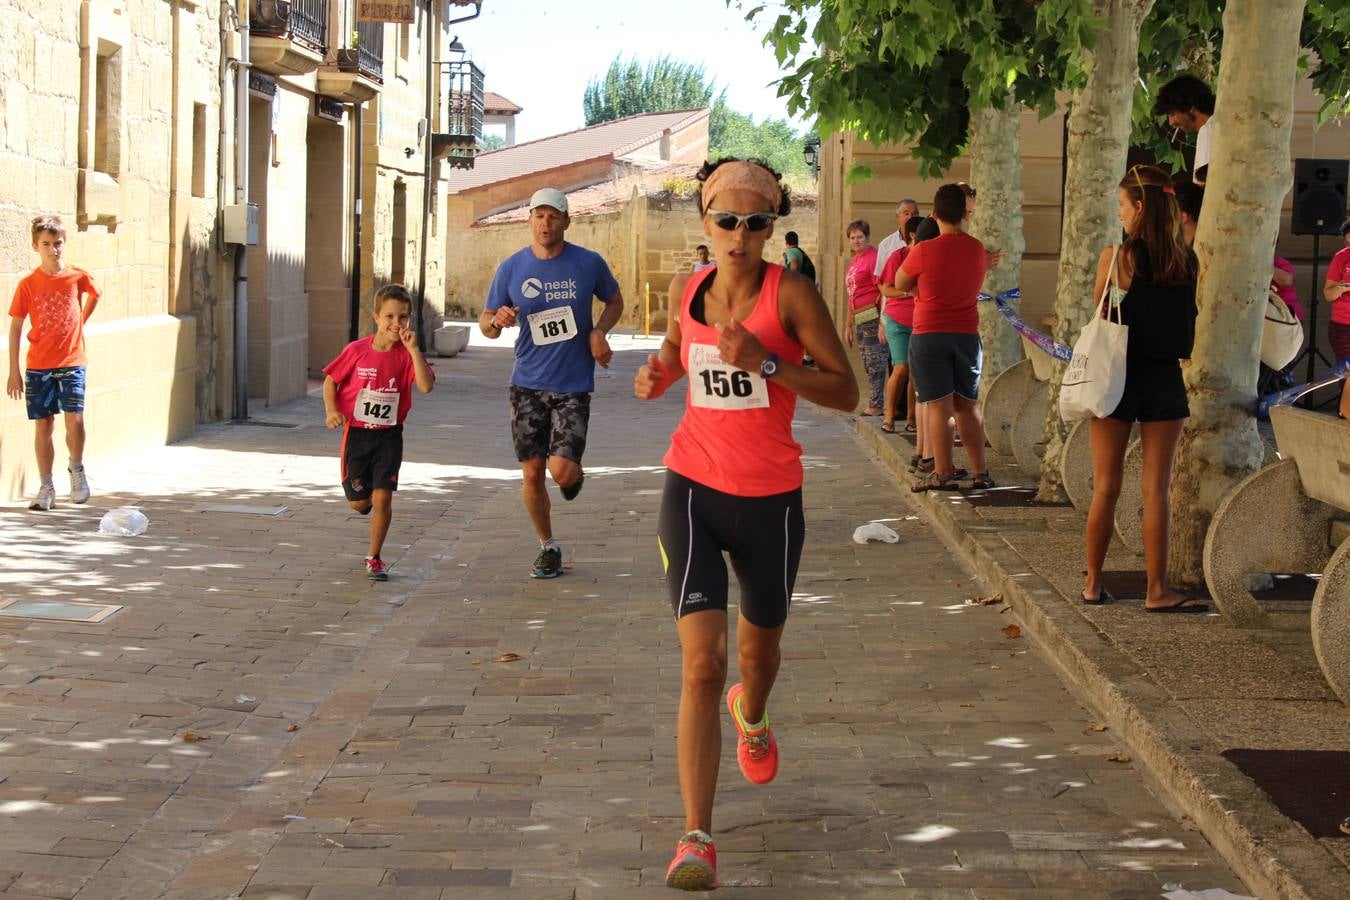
[1291,158,1348,235]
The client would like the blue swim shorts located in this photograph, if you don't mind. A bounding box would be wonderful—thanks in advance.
[25,366,86,420]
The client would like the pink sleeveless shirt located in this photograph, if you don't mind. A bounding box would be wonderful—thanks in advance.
[663,264,806,497]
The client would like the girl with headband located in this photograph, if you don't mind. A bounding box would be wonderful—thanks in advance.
[635,157,858,890]
[1081,163,1204,612]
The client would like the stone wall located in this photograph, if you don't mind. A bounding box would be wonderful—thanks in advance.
[0,0,213,500]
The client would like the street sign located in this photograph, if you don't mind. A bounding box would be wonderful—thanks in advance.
[357,1,414,24]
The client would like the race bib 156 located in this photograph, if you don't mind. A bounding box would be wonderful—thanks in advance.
[687,342,769,411]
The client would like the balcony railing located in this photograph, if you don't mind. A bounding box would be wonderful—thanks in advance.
[354,20,384,79]
[251,0,327,53]
[442,61,484,135]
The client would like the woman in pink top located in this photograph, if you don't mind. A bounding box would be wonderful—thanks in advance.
[844,220,885,415]
[634,158,857,891]
[1323,217,1350,419]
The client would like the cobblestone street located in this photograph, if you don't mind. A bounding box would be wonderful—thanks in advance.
[0,334,1247,898]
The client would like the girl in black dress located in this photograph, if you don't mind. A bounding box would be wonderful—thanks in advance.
[1081,164,1206,612]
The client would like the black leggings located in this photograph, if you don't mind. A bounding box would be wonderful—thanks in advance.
[657,471,805,629]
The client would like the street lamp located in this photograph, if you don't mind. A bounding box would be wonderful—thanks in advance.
[803,134,821,177]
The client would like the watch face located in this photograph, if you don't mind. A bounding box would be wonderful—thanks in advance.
[761,358,778,377]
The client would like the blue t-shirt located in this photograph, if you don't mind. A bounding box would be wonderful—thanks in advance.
[486,243,620,393]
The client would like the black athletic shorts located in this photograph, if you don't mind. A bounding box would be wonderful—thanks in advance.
[657,470,805,629]
[341,424,403,501]
[509,385,591,462]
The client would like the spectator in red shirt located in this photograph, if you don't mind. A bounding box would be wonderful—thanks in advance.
[1324,217,1350,419]
[896,184,995,491]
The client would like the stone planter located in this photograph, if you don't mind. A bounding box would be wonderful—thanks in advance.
[433,325,470,357]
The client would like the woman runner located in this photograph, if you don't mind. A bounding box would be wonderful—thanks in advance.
[635,158,858,891]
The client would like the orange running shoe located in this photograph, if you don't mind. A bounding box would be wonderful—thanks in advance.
[665,829,717,890]
[726,682,778,785]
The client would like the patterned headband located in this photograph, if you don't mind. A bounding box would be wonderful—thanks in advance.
[701,161,783,215]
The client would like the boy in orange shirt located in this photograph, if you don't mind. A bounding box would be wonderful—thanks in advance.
[6,215,100,510]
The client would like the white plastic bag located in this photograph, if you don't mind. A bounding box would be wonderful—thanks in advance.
[1060,245,1129,422]
[1260,288,1303,370]
[852,522,899,544]
[99,507,149,536]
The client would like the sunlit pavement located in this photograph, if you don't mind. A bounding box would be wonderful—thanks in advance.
[0,330,1245,898]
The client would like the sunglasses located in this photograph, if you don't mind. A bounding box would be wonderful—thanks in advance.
[707,209,778,232]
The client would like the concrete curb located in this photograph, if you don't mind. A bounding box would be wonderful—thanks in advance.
[854,420,1350,900]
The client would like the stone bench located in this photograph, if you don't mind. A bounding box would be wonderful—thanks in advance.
[982,337,1054,470]
[1203,404,1350,703]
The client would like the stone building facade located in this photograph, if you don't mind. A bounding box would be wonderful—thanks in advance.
[0,0,481,500]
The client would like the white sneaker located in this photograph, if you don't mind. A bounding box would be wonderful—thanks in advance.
[29,483,56,511]
[69,467,90,504]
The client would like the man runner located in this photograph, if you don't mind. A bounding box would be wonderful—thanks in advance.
[480,188,625,578]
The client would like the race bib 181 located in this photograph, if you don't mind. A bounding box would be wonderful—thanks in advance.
[687,342,769,411]
[527,306,579,345]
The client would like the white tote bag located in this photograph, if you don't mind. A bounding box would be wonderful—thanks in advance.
[1059,246,1130,422]
[1260,288,1303,370]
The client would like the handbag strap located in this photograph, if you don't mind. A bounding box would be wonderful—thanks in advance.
[1096,245,1121,322]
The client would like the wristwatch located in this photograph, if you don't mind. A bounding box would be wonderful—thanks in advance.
[759,352,780,379]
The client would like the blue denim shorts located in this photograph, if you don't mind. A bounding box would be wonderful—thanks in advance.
[25,366,86,420]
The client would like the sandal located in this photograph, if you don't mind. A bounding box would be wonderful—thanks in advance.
[904,422,917,433]
[1081,588,1115,606]
[915,457,934,474]
[907,454,923,472]
[881,421,897,434]
[912,471,963,493]
[970,472,995,489]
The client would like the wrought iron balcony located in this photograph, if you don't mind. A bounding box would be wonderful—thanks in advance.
[355,19,384,79]
[436,60,484,169]
[251,0,327,53]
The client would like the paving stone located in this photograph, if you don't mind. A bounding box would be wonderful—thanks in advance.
[0,339,1246,897]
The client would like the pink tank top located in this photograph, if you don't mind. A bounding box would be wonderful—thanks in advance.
[663,264,806,497]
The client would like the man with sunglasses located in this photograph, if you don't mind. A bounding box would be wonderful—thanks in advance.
[480,188,625,579]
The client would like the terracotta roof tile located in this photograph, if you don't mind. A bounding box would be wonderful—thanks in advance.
[484,91,521,114]
[448,108,709,194]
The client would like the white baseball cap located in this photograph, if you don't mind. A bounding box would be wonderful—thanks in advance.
[528,188,568,214]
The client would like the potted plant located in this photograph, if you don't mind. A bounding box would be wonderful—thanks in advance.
[336,30,360,71]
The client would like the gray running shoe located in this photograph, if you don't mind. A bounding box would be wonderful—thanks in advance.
[531,546,563,579]
[69,467,90,504]
[30,483,56,511]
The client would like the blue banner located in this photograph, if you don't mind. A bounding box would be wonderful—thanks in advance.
[977,289,1073,362]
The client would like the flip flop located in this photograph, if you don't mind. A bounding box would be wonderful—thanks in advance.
[1145,597,1210,614]
[904,423,917,433]
[881,421,897,433]
[1081,589,1115,606]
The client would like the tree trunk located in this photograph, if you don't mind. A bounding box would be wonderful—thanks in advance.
[1036,0,1154,502]
[967,97,1025,391]
[1168,0,1305,585]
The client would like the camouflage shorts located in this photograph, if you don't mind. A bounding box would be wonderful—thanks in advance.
[509,385,591,463]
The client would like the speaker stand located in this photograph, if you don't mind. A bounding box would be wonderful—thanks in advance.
[1291,234,1334,407]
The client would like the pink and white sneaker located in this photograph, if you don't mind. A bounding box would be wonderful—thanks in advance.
[665,829,717,891]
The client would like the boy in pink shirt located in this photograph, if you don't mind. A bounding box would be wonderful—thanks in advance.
[322,285,435,580]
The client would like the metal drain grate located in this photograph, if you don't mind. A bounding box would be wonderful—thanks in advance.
[0,599,122,623]
[199,504,289,516]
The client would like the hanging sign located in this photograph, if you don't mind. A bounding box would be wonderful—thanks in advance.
[357,2,414,24]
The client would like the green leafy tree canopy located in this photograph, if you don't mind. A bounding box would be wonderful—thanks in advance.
[583,53,808,175]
